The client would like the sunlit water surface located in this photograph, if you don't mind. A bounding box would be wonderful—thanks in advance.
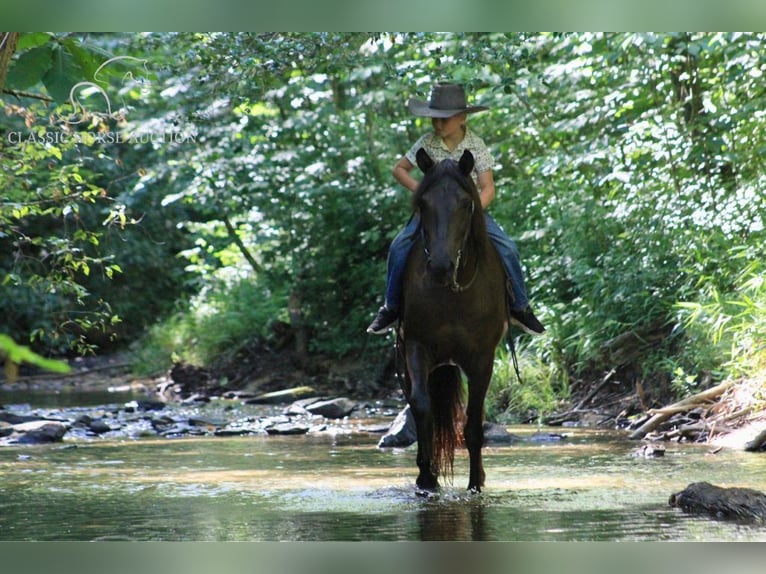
[2,419,766,541]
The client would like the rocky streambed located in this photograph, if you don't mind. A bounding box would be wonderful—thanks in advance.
[0,387,409,446]
[1,355,568,448]
[0,385,563,450]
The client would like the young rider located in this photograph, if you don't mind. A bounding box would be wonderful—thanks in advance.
[367,83,544,336]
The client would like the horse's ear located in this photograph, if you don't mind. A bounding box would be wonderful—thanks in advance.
[416,148,435,174]
[458,150,474,176]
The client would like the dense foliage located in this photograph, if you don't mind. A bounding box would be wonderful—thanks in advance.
[2,32,764,415]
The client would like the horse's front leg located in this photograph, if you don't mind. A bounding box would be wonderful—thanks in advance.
[463,354,494,493]
[406,342,438,491]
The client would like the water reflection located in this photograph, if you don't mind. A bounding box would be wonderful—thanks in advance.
[0,388,140,409]
[1,428,766,541]
[415,494,488,540]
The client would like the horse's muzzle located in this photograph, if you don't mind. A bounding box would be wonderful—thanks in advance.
[426,256,454,286]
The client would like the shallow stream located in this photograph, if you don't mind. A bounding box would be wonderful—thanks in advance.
[1,391,766,541]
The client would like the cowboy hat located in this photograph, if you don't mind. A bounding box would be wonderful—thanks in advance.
[407,83,489,118]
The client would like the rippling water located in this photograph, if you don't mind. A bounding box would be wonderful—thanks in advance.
[2,422,766,541]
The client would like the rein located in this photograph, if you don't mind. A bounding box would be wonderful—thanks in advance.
[450,243,479,292]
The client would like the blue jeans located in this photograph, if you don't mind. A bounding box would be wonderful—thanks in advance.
[384,213,529,311]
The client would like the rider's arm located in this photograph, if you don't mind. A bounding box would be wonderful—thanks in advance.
[477,169,495,210]
[393,156,419,193]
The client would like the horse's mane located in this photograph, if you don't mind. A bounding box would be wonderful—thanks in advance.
[412,158,489,252]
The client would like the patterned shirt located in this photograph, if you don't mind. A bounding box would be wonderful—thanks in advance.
[404,126,495,186]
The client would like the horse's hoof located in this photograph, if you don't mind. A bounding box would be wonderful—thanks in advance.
[416,474,439,492]
[415,477,440,496]
[415,487,439,499]
[467,485,482,494]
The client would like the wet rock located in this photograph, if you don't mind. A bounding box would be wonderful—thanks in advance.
[188,416,227,429]
[368,399,403,415]
[12,421,68,444]
[483,423,522,445]
[215,423,266,437]
[376,415,568,448]
[124,400,166,412]
[88,419,112,434]
[670,482,766,522]
[245,386,317,405]
[745,429,766,452]
[262,415,290,427]
[483,426,568,445]
[283,397,324,415]
[222,390,257,400]
[74,414,93,427]
[158,423,196,437]
[0,421,14,437]
[633,444,665,458]
[0,412,41,425]
[359,423,393,433]
[528,432,568,443]
[150,415,176,432]
[378,405,417,448]
[304,397,356,419]
[266,422,310,435]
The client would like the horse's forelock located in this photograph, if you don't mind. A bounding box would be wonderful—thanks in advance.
[411,158,489,259]
[412,158,481,212]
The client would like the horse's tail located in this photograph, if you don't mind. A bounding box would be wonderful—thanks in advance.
[429,365,465,483]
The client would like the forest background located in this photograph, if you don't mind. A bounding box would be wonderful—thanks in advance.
[1,32,765,421]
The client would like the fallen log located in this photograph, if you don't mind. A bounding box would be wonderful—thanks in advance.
[628,380,735,440]
[669,482,766,522]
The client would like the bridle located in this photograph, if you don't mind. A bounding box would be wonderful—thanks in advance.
[421,195,479,293]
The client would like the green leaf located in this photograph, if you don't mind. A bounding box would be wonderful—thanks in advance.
[16,32,53,52]
[42,43,86,102]
[62,38,102,84]
[5,45,54,90]
[0,334,71,379]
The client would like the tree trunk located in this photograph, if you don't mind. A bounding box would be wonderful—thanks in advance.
[221,214,262,274]
[288,289,308,359]
[0,33,19,93]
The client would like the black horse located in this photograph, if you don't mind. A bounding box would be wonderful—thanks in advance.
[399,148,508,493]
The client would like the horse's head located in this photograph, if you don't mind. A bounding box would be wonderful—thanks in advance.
[413,148,483,288]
